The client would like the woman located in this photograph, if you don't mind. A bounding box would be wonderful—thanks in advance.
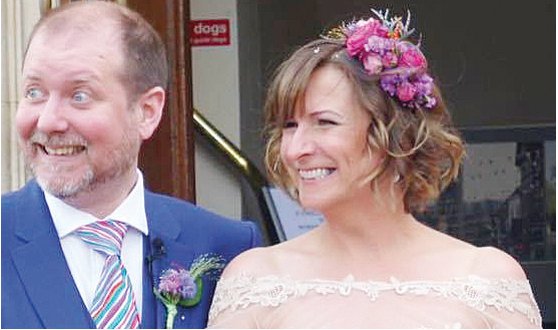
[208,9,541,328]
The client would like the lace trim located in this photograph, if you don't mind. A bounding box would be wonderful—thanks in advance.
[208,274,542,326]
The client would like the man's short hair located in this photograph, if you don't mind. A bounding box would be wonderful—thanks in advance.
[24,1,168,102]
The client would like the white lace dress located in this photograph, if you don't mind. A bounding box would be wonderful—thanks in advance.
[208,273,542,328]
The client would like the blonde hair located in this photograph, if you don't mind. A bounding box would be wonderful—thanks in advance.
[263,39,465,213]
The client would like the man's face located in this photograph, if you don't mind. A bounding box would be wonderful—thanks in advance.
[16,24,142,199]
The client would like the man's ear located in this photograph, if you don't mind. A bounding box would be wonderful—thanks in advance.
[136,86,165,140]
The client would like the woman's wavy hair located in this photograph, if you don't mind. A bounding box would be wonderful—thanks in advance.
[263,39,465,213]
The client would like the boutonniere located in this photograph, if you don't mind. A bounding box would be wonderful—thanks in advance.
[154,254,225,329]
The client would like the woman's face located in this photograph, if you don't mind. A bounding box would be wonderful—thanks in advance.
[280,64,381,212]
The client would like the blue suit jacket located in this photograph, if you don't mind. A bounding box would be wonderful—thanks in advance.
[1,180,262,328]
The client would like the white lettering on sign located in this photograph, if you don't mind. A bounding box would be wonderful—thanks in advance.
[189,19,231,47]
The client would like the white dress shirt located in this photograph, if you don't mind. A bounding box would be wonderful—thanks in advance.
[46,169,148,317]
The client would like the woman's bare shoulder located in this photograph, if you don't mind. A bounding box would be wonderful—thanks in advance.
[470,246,527,279]
[220,235,313,278]
[220,247,274,277]
[425,232,527,280]
[415,226,526,279]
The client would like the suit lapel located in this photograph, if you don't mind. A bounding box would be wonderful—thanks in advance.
[140,235,157,328]
[10,182,94,328]
[144,191,197,328]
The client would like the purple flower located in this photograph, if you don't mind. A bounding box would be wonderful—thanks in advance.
[424,95,437,108]
[154,255,224,329]
[380,74,399,96]
[364,35,395,55]
[414,73,434,95]
[362,53,383,75]
[158,268,197,300]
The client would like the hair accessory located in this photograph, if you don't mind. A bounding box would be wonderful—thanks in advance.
[328,9,436,109]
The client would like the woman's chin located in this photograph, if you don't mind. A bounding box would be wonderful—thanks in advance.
[298,195,333,214]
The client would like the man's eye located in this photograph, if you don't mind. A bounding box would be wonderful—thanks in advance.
[25,88,44,100]
[72,91,91,103]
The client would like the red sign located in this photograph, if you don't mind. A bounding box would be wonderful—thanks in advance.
[189,19,231,47]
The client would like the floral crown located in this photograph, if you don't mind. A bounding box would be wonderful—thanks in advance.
[326,9,436,109]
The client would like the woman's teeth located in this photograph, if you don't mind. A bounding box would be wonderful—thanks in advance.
[299,168,333,180]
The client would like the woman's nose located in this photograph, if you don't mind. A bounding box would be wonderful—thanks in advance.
[284,125,317,161]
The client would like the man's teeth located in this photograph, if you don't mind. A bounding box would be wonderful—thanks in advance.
[299,168,333,180]
[44,146,83,156]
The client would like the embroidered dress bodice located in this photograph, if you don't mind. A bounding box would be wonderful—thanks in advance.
[208,273,542,328]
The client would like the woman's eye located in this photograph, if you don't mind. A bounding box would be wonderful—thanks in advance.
[72,91,90,103]
[283,121,298,129]
[318,119,338,126]
[25,87,44,101]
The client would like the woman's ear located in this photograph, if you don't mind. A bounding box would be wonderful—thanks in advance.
[136,86,165,140]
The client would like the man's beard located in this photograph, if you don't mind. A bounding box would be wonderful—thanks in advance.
[31,163,96,198]
[25,129,140,200]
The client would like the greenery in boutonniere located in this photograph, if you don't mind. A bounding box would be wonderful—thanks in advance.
[154,254,225,329]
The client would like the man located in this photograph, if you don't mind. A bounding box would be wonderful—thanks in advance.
[1,1,261,328]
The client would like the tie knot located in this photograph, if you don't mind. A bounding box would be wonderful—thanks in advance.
[76,220,128,256]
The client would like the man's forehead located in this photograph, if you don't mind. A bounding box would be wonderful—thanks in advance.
[31,3,121,48]
[25,36,120,72]
[41,3,119,31]
[35,18,120,44]
[26,17,123,65]
[24,24,125,82]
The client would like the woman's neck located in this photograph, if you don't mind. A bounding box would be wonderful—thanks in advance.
[316,187,423,264]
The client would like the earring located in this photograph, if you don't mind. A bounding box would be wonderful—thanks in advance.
[273,159,280,172]
[393,172,401,183]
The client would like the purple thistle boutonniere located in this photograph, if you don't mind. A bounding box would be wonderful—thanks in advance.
[154,254,225,329]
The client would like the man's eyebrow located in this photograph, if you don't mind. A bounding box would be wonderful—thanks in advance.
[69,72,103,84]
[22,71,103,84]
[21,73,41,81]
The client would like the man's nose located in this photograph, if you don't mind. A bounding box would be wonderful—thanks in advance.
[36,96,69,133]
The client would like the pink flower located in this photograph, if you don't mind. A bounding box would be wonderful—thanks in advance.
[341,9,437,109]
[346,19,388,56]
[362,53,383,75]
[397,42,427,69]
[396,81,417,102]
[381,52,398,68]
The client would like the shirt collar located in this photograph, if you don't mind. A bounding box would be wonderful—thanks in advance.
[46,169,149,238]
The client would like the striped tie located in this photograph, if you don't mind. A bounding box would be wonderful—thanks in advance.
[76,221,140,329]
